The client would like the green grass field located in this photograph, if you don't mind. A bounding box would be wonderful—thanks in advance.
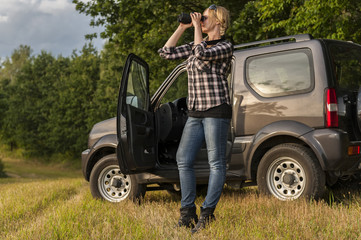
[1,153,361,239]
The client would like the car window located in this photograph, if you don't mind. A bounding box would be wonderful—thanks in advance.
[160,70,188,104]
[329,43,361,89]
[246,49,314,97]
[126,60,149,111]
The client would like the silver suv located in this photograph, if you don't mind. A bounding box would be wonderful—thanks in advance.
[81,34,361,202]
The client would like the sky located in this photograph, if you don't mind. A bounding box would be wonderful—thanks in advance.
[0,0,105,60]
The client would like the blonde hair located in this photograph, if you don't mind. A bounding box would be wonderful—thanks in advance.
[207,5,230,36]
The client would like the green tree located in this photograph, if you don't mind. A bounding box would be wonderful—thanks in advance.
[0,46,32,149]
[2,51,58,156]
[0,45,32,85]
[0,44,102,158]
[255,0,361,42]
[45,44,100,156]
[86,42,123,125]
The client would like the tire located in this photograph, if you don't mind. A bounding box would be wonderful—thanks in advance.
[89,154,146,203]
[257,144,325,200]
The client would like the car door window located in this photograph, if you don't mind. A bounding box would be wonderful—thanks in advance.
[126,61,149,111]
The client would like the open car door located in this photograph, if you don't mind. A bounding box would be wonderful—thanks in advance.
[116,53,156,174]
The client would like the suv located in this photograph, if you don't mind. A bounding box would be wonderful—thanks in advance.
[81,34,361,202]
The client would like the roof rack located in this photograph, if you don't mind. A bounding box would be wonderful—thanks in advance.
[234,34,314,50]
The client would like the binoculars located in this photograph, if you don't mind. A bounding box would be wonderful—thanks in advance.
[178,13,205,24]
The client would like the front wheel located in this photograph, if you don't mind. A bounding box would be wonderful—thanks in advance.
[89,154,146,202]
[257,144,325,200]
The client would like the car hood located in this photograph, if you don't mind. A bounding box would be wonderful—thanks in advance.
[88,117,116,148]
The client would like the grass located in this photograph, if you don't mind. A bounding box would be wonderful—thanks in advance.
[1,151,361,239]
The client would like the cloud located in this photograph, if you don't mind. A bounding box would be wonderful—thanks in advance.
[0,0,105,59]
[0,15,9,23]
[38,0,72,15]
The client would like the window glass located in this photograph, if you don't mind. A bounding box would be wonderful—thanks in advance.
[126,61,149,111]
[161,70,188,104]
[246,49,314,97]
[329,43,361,89]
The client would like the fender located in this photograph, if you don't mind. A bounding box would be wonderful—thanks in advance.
[245,120,314,178]
[92,134,118,150]
[245,120,353,179]
[83,134,118,180]
[300,128,351,171]
[84,134,153,184]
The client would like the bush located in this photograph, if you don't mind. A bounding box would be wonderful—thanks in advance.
[0,158,6,178]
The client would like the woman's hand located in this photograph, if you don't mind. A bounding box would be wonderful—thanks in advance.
[191,12,203,45]
[179,22,192,29]
[190,12,202,28]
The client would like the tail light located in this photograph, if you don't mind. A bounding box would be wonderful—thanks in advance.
[348,146,360,156]
[326,88,338,128]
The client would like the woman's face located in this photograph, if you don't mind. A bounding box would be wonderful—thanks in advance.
[201,9,217,34]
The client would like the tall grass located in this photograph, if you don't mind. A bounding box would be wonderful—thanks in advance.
[1,156,361,239]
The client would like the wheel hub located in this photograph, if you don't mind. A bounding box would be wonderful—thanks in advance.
[267,158,306,200]
[111,177,124,188]
[98,165,132,202]
[282,172,296,185]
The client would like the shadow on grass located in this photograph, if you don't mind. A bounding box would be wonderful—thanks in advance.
[324,176,361,206]
[0,158,8,178]
[143,184,259,204]
[143,178,361,207]
[0,157,82,183]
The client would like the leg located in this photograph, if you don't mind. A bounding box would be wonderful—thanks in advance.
[176,117,205,208]
[202,118,230,208]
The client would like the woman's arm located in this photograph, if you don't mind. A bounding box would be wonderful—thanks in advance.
[158,22,193,60]
[194,41,234,61]
[164,24,190,47]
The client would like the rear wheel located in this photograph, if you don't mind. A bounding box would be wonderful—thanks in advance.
[90,154,146,202]
[257,144,325,200]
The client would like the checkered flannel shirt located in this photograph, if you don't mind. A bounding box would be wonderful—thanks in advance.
[158,41,234,111]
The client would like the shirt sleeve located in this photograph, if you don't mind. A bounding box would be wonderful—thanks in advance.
[158,43,193,60]
[193,41,233,61]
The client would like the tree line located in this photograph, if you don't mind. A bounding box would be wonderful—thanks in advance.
[0,0,360,161]
[0,44,122,160]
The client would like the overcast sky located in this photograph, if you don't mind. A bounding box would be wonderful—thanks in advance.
[0,0,105,60]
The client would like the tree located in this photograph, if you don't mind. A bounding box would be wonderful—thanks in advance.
[85,42,123,125]
[0,45,32,85]
[46,44,100,156]
[1,51,58,156]
[0,46,32,149]
[0,44,102,158]
[254,0,361,42]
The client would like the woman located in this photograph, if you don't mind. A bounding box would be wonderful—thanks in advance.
[158,4,233,233]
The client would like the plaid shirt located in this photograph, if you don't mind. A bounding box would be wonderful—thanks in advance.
[158,41,233,111]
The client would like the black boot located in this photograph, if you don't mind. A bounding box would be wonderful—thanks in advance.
[191,207,215,234]
[178,206,198,228]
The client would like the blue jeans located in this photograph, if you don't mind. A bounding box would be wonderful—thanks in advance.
[176,117,230,209]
